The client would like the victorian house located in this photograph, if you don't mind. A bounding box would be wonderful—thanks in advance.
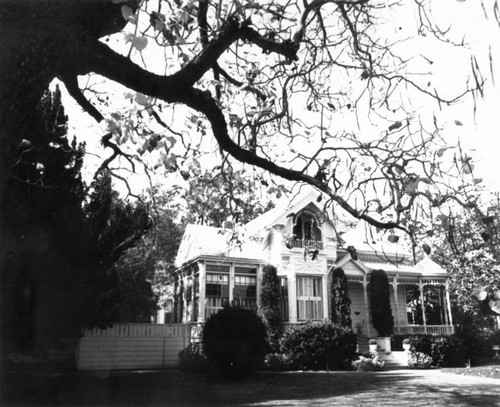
[170,194,454,338]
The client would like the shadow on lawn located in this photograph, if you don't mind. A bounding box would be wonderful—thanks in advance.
[3,369,500,406]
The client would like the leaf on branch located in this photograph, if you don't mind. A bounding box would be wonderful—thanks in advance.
[436,148,447,157]
[388,121,403,131]
[405,180,419,194]
[387,234,399,243]
[473,178,483,185]
[132,36,148,51]
[166,136,177,148]
[19,139,32,150]
[454,120,463,126]
[135,92,150,106]
[463,163,474,174]
[121,5,138,24]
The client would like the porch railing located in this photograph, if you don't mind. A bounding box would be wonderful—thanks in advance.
[397,325,455,335]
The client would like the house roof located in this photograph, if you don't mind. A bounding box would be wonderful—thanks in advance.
[335,251,447,277]
[174,224,265,267]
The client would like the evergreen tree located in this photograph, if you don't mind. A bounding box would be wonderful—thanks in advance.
[259,265,282,351]
[369,269,394,337]
[330,268,352,328]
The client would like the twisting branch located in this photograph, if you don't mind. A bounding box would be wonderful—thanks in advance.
[95,133,136,177]
[60,74,104,122]
[181,87,408,233]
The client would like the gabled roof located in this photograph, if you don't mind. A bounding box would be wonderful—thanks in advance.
[335,251,447,277]
[174,224,264,267]
[243,192,335,238]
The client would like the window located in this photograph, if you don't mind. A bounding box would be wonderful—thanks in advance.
[291,211,323,249]
[297,276,323,320]
[233,275,257,309]
[279,277,289,321]
[205,272,229,318]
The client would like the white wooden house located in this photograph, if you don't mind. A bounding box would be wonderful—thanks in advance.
[172,194,454,339]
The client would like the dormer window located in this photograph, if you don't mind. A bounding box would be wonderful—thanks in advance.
[290,210,323,249]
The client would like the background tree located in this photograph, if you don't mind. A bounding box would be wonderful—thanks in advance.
[81,171,153,328]
[114,188,184,321]
[1,88,153,362]
[1,86,87,358]
[330,267,352,328]
[429,196,500,331]
[259,264,283,351]
[369,269,394,337]
[183,167,273,227]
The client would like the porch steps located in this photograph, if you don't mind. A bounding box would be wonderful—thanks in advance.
[357,336,369,353]
[377,351,409,369]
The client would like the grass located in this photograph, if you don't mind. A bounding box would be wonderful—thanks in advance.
[3,367,500,406]
[440,361,500,379]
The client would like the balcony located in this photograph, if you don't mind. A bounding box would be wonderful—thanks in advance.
[286,239,324,250]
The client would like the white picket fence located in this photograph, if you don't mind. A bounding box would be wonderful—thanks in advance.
[77,324,191,370]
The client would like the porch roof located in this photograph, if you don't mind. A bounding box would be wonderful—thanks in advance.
[336,252,447,277]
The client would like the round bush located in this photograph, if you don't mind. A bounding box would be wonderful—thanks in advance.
[202,305,268,377]
[279,322,357,370]
[407,351,433,369]
[430,335,467,367]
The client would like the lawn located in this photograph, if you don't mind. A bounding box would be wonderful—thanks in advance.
[3,368,500,406]
[440,361,500,379]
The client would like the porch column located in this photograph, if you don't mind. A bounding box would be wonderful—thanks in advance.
[440,285,449,326]
[229,263,235,304]
[363,275,371,337]
[445,278,454,329]
[419,276,427,330]
[198,261,206,322]
[392,275,400,334]
[256,264,263,308]
[289,274,298,323]
[322,272,329,321]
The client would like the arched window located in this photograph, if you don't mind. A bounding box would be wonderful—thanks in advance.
[292,211,322,246]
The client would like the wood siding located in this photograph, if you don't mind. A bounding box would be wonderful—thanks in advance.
[77,324,190,370]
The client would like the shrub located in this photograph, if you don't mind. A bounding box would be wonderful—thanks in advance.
[330,267,352,328]
[407,334,433,355]
[202,305,268,377]
[279,322,357,370]
[407,351,433,369]
[369,270,394,337]
[430,336,467,367]
[353,351,384,371]
[260,265,283,351]
[178,343,208,372]
[263,353,291,371]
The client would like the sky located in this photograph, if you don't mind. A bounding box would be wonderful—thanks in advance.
[58,0,500,201]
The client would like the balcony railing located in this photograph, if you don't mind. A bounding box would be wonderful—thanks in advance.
[287,239,324,250]
[397,325,455,336]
